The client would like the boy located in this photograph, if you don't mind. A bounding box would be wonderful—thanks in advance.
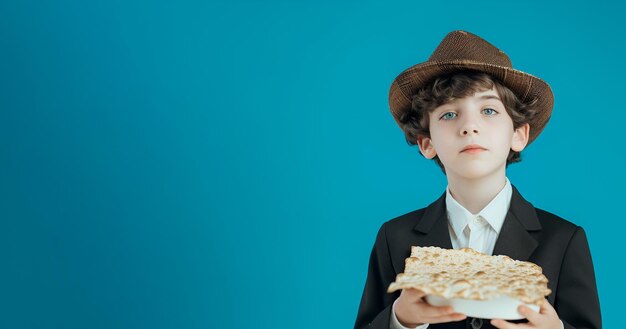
[354,31,601,329]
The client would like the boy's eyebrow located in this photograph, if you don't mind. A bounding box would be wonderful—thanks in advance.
[479,94,501,101]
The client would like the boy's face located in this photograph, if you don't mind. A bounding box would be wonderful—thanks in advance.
[417,86,530,180]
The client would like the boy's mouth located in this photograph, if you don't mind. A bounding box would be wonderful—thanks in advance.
[461,144,487,153]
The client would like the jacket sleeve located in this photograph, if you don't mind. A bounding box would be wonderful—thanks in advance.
[354,223,401,329]
[556,226,602,329]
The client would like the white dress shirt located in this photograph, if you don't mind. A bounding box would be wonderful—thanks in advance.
[390,178,512,329]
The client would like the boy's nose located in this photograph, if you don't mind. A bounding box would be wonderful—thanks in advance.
[460,123,480,136]
[461,127,479,135]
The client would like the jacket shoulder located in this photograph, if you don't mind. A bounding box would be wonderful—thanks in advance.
[383,207,427,229]
[534,207,581,234]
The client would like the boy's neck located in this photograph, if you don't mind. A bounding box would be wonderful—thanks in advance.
[446,171,507,215]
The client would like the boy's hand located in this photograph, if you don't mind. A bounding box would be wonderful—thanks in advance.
[490,299,562,329]
[394,288,467,327]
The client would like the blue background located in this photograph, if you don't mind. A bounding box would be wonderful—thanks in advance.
[1,1,622,328]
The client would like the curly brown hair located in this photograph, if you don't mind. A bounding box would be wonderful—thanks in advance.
[399,70,539,174]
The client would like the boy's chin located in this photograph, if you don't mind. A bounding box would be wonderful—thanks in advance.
[446,166,504,181]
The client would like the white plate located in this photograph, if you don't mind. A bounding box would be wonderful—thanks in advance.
[425,294,539,320]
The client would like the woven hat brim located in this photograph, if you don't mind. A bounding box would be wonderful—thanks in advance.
[389,60,554,145]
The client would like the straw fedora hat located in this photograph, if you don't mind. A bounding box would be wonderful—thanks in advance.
[389,30,553,145]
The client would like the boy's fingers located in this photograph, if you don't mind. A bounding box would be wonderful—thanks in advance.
[421,306,453,318]
[417,303,458,318]
[538,299,557,315]
[401,288,426,301]
[398,290,467,323]
[424,312,467,324]
[517,305,541,324]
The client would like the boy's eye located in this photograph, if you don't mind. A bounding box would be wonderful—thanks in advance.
[440,112,457,120]
[482,108,498,115]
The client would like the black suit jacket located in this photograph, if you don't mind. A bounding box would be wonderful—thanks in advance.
[354,185,601,329]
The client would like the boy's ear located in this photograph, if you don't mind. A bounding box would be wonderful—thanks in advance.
[417,136,437,159]
[511,123,530,152]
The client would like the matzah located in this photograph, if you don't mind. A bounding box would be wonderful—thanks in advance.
[387,246,551,305]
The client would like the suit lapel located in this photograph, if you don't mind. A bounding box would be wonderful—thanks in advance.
[412,192,453,249]
[492,185,542,261]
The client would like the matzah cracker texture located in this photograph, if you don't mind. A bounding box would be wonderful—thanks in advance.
[387,246,551,305]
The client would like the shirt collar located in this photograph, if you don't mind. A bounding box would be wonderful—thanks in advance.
[446,177,512,237]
